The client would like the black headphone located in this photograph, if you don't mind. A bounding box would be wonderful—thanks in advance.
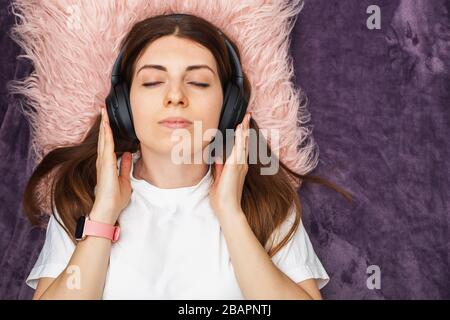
[105,13,248,152]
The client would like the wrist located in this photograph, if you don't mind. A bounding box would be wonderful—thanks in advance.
[217,207,246,225]
[89,207,118,225]
[75,214,120,243]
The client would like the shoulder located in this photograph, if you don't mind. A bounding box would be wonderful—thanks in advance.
[25,208,76,290]
[269,205,330,290]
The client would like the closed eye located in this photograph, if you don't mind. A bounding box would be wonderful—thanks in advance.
[143,82,210,88]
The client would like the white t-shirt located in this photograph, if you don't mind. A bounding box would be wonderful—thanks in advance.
[26,152,330,299]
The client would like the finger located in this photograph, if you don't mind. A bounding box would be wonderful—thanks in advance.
[240,119,248,165]
[99,108,105,157]
[97,115,102,157]
[103,109,114,157]
[244,127,249,161]
[103,107,116,156]
[233,123,243,164]
[103,105,111,126]
[214,161,224,184]
[102,107,114,155]
[119,152,132,181]
[244,113,251,161]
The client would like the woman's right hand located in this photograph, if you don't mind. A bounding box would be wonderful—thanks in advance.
[90,106,133,225]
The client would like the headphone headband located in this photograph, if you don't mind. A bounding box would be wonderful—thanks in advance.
[111,49,124,86]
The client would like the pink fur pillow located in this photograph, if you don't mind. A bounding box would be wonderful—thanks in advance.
[9,0,317,186]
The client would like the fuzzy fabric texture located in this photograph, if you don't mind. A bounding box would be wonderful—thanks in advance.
[8,0,317,208]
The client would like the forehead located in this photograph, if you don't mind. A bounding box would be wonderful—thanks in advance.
[134,36,218,74]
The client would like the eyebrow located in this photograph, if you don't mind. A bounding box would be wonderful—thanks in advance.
[136,64,216,76]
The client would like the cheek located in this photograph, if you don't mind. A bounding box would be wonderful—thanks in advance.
[129,87,159,137]
[201,111,220,129]
[198,104,223,148]
[202,94,223,128]
[130,85,149,112]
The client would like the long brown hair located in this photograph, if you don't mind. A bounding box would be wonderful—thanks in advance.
[23,13,353,257]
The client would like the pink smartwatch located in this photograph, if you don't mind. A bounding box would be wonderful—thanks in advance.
[75,215,120,243]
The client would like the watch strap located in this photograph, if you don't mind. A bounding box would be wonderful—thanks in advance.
[84,218,120,243]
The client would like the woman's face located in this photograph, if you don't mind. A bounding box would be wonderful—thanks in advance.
[129,35,223,159]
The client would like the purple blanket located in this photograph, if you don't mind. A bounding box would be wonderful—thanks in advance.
[1,0,448,299]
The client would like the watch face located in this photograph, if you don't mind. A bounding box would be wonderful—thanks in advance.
[75,216,86,240]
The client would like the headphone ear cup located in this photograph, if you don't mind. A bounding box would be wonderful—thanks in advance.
[116,82,138,142]
[218,82,233,135]
[105,82,139,152]
[105,87,121,139]
[218,82,247,135]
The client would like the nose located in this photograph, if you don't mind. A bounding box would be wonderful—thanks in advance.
[163,87,188,108]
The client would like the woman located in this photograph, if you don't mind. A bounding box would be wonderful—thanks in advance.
[23,13,352,300]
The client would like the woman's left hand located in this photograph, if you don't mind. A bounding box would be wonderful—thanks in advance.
[209,112,251,221]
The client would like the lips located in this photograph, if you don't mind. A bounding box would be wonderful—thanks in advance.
[158,117,192,129]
